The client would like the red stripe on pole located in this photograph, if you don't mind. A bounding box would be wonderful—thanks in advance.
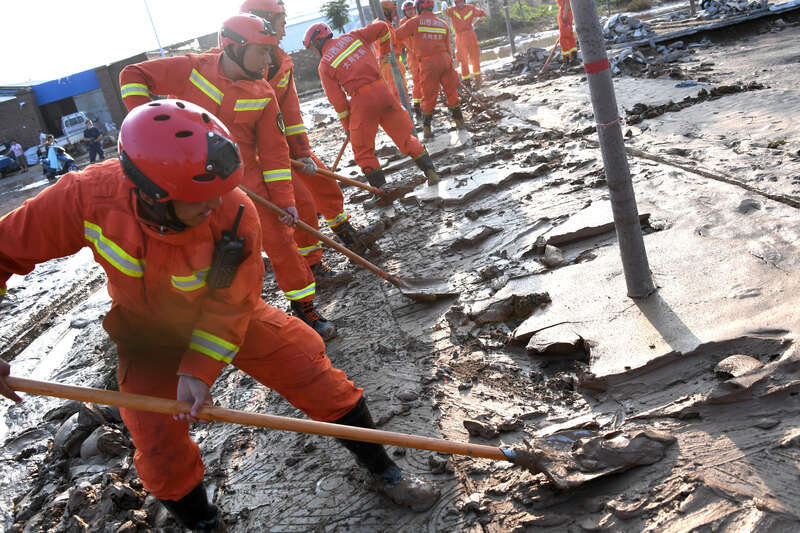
[584,58,610,74]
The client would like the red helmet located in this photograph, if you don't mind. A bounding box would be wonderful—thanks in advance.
[415,0,434,12]
[303,23,333,50]
[240,0,285,20]
[119,100,242,203]
[381,0,397,11]
[402,0,415,13]
[219,13,278,50]
[454,0,465,4]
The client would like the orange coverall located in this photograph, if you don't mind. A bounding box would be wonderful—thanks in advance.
[120,51,317,303]
[371,19,409,103]
[0,164,362,501]
[318,21,425,174]
[446,4,487,81]
[557,0,577,58]
[395,13,460,114]
[399,16,423,108]
[267,47,352,233]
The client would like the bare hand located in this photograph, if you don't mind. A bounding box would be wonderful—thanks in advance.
[0,360,22,403]
[279,206,299,227]
[174,374,212,423]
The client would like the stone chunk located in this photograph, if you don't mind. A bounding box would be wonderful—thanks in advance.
[468,293,551,325]
[526,324,586,357]
[447,226,502,252]
[463,419,500,439]
[715,354,763,378]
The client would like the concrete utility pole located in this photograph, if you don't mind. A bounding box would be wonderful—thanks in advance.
[689,0,697,16]
[570,0,655,298]
[503,0,516,56]
[355,0,367,26]
[368,0,418,133]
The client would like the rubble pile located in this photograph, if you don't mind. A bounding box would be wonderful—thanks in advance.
[697,0,764,19]
[6,400,180,531]
[603,14,656,44]
[510,47,552,75]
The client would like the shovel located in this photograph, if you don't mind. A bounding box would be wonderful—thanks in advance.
[331,132,349,172]
[6,376,541,470]
[290,159,418,206]
[458,82,503,120]
[538,39,560,76]
[240,186,455,302]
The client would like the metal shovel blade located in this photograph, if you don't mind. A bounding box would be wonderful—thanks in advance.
[393,276,457,302]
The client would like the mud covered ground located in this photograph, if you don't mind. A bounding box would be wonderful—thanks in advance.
[1,12,799,533]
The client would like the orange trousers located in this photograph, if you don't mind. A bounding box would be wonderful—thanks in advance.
[455,30,481,80]
[289,163,324,266]
[245,165,317,303]
[407,53,422,106]
[558,5,577,56]
[116,307,363,501]
[293,152,350,231]
[419,52,460,114]
[350,81,425,173]
[379,57,409,104]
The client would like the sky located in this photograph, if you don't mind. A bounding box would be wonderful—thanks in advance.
[0,0,332,85]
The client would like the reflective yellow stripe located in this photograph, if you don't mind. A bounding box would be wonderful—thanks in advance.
[171,268,210,292]
[379,31,391,43]
[83,221,145,278]
[419,26,447,34]
[453,11,463,19]
[263,169,292,182]
[462,73,471,80]
[331,39,363,68]
[189,329,239,364]
[120,83,150,99]
[338,110,350,119]
[189,69,224,106]
[284,123,307,136]
[561,47,578,55]
[234,98,270,112]
[284,282,316,301]
[0,287,6,296]
[277,70,292,88]
[465,9,473,19]
[412,97,421,104]
[298,241,322,256]
[326,211,349,228]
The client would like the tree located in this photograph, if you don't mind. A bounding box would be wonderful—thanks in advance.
[323,0,351,33]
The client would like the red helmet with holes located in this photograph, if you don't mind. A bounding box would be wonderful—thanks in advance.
[219,13,278,51]
[415,0,434,12]
[119,100,242,202]
[240,0,285,19]
[303,23,334,50]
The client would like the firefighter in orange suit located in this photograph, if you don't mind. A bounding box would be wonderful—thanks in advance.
[304,21,440,189]
[396,0,465,140]
[400,0,423,121]
[0,100,440,529]
[120,14,338,340]
[372,1,410,103]
[240,0,374,255]
[557,0,578,67]
[446,0,487,88]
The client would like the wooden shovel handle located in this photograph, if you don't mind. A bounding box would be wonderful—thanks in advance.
[332,132,349,172]
[539,39,560,75]
[239,186,393,283]
[290,159,381,196]
[7,376,508,462]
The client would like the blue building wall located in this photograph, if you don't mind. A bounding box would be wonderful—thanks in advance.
[32,69,101,106]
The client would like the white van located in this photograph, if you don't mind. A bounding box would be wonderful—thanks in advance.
[60,112,90,143]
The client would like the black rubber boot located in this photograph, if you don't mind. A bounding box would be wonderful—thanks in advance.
[449,105,465,130]
[333,397,441,512]
[159,483,226,532]
[290,300,337,341]
[310,261,353,288]
[332,220,368,254]
[364,168,387,188]
[413,151,440,185]
[413,102,422,121]
[422,113,434,140]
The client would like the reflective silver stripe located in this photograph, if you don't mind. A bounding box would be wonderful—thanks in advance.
[83,221,145,278]
[419,26,447,34]
[234,98,270,112]
[326,211,348,228]
[284,123,307,136]
[379,31,391,43]
[120,83,150,99]
[171,268,210,291]
[189,69,224,105]
[298,241,322,256]
[284,282,316,301]
[331,39,363,68]
[277,70,291,88]
[263,169,292,182]
[338,110,350,119]
[189,329,239,364]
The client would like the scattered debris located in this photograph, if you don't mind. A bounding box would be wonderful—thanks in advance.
[603,14,656,44]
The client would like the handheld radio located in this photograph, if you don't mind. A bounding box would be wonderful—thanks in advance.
[207,204,246,289]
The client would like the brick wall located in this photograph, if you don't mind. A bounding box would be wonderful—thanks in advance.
[0,89,47,150]
[97,53,149,128]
